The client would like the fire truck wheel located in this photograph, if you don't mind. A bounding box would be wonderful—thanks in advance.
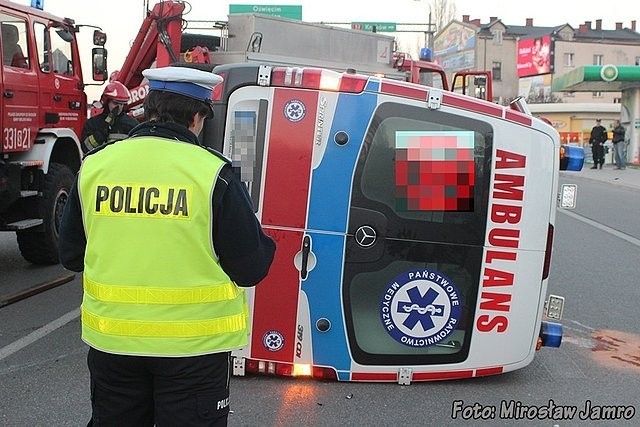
[17,163,74,265]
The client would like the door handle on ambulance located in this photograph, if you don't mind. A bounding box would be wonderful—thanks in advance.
[300,235,311,280]
[294,235,317,281]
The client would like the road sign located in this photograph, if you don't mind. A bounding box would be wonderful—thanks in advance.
[351,22,397,32]
[229,4,302,20]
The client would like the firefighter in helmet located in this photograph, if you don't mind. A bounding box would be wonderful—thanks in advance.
[81,81,138,154]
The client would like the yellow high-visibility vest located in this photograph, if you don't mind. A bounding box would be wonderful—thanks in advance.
[78,136,249,356]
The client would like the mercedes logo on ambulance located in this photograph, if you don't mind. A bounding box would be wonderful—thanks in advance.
[355,225,377,248]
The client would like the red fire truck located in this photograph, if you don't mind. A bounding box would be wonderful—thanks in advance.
[0,0,106,263]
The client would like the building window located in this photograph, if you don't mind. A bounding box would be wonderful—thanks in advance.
[559,31,574,41]
[592,91,603,98]
[593,54,603,65]
[613,97,621,103]
[492,30,503,45]
[564,53,574,67]
[635,56,640,66]
[492,61,502,81]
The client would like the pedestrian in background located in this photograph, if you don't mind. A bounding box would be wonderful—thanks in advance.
[612,119,626,170]
[589,118,607,169]
[59,66,276,426]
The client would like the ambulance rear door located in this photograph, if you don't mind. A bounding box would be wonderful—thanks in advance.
[342,92,494,374]
[220,70,384,379]
[221,69,497,378]
[221,79,322,369]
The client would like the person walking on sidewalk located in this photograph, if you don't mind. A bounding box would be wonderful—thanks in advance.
[589,118,608,169]
[612,119,626,170]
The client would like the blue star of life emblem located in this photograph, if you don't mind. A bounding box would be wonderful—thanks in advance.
[398,286,445,331]
[380,269,462,348]
[263,330,285,352]
[284,99,306,122]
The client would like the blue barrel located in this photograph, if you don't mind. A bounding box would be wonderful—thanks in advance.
[540,321,563,347]
[560,145,584,171]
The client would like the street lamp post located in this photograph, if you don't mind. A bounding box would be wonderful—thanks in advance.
[428,6,434,53]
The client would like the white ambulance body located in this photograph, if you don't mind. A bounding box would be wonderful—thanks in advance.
[207,63,574,383]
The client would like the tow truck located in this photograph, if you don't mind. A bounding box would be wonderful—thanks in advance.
[109,1,463,116]
[0,0,107,263]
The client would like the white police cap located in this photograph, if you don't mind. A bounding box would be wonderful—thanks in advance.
[142,66,223,102]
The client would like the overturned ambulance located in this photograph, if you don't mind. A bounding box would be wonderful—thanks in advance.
[203,63,583,384]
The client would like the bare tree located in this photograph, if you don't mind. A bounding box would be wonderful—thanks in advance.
[431,0,457,35]
[412,0,457,53]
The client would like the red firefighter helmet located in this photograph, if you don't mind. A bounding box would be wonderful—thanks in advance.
[100,81,130,105]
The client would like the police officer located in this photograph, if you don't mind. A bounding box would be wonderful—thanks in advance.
[59,66,276,426]
[81,81,138,154]
[589,118,608,169]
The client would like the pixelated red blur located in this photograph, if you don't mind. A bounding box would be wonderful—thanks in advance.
[395,132,475,211]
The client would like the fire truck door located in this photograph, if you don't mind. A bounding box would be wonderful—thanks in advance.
[1,14,38,153]
[44,23,84,138]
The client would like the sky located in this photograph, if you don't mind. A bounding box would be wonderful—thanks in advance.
[14,0,637,100]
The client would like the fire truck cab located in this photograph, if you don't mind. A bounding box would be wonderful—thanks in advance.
[204,63,581,383]
[0,0,106,263]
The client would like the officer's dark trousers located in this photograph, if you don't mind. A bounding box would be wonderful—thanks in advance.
[87,348,231,427]
[591,143,604,166]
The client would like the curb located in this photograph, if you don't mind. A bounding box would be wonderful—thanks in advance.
[560,170,640,192]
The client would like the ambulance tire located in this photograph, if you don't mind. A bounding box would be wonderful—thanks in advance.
[17,163,74,265]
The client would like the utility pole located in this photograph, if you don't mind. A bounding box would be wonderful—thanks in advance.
[415,1,436,57]
[428,7,434,53]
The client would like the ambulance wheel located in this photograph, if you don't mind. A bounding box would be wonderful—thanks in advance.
[17,163,74,265]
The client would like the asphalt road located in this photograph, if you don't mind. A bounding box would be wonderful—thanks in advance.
[1,171,639,426]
